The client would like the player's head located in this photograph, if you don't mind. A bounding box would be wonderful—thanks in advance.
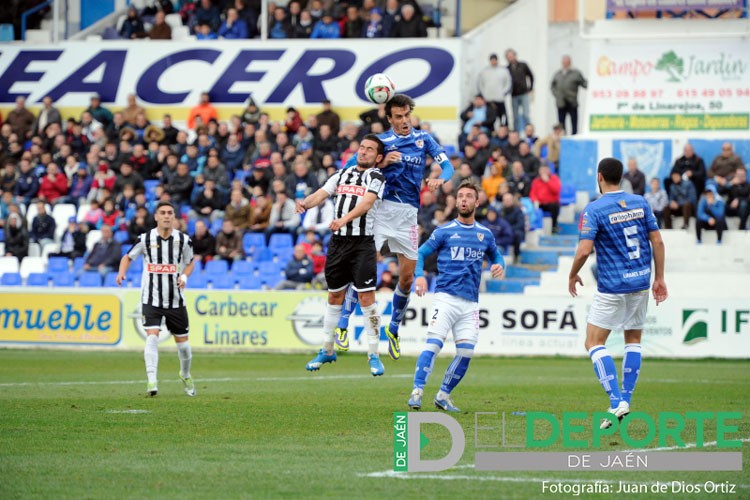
[597,157,623,192]
[356,134,385,168]
[456,180,480,219]
[154,201,175,230]
[385,94,415,136]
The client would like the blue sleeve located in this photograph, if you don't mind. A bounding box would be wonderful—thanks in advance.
[415,231,441,278]
[425,134,453,181]
[643,201,659,233]
[713,199,726,218]
[697,198,708,221]
[486,235,505,269]
[579,205,598,241]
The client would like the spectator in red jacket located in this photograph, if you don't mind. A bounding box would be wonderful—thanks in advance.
[529,163,562,233]
[38,162,69,204]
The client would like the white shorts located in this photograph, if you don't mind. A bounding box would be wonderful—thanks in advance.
[427,293,480,344]
[588,290,649,331]
[374,200,419,261]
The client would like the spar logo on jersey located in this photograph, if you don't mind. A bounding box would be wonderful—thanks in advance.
[450,246,484,261]
[146,263,177,274]
[337,185,366,197]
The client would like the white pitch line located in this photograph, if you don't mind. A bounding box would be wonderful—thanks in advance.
[0,373,410,388]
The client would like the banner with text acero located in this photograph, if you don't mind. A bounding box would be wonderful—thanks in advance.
[0,40,461,120]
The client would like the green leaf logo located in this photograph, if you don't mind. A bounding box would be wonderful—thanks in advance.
[682,309,708,344]
[655,51,685,82]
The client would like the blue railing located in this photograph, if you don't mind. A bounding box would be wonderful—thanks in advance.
[21,0,54,41]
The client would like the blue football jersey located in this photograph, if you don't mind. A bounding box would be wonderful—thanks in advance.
[419,220,503,303]
[345,129,449,208]
[579,191,660,294]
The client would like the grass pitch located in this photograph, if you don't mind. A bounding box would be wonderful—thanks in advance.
[0,350,748,499]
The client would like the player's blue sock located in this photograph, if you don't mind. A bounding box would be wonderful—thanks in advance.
[621,343,642,405]
[413,338,442,389]
[389,285,411,336]
[588,345,622,409]
[337,286,358,330]
[439,344,475,394]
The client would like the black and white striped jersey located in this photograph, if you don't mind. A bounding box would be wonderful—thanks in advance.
[322,166,385,237]
[128,229,193,309]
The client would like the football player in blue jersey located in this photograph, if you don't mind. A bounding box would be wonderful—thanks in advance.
[335,94,455,360]
[407,181,505,412]
[568,157,668,429]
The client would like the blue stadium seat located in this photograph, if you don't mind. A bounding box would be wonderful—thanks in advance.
[486,280,525,294]
[258,261,282,276]
[79,272,102,287]
[129,257,143,273]
[104,272,119,287]
[238,275,262,290]
[243,232,267,256]
[504,266,542,279]
[210,218,223,235]
[519,250,559,266]
[26,272,50,287]
[128,272,142,288]
[0,228,4,241]
[274,247,293,263]
[192,259,203,273]
[205,259,229,274]
[114,230,130,244]
[1,272,22,286]
[208,273,234,289]
[254,247,274,262]
[233,170,250,183]
[232,260,254,276]
[47,256,69,273]
[269,233,293,250]
[187,218,199,235]
[260,273,282,288]
[443,144,457,157]
[560,185,576,206]
[144,180,160,200]
[187,273,207,289]
[73,257,85,272]
[0,24,13,42]
[51,272,75,287]
[557,222,580,236]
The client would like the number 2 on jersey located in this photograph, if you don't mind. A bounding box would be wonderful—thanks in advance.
[623,226,640,260]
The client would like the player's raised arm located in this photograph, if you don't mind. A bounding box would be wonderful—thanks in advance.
[116,254,131,287]
[486,240,506,280]
[649,230,668,305]
[414,233,440,297]
[568,239,594,297]
[298,171,341,213]
[426,136,454,191]
[330,191,378,232]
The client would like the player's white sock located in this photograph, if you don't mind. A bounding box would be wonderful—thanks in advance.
[361,303,380,355]
[621,343,642,404]
[177,341,192,379]
[323,304,342,354]
[144,335,159,384]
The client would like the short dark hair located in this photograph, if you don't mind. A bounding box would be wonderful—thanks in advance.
[156,200,175,212]
[597,158,623,185]
[385,94,415,117]
[456,180,480,198]
[361,133,384,156]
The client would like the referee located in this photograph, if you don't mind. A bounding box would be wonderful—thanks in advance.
[116,201,196,397]
[296,134,387,376]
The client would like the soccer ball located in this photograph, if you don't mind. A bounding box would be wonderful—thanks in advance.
[364,73,395,104]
